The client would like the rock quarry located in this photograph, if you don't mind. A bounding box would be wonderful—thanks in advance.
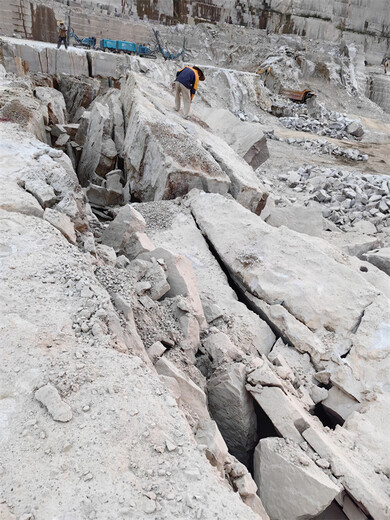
[0,3,389,520]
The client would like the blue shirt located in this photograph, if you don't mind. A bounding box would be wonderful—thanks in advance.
[176,67,199,98]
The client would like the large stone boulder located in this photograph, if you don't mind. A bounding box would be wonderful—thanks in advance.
[121,72,231,201]
[194,106,270,170]
[77,102,117,186]
[101,204,146,252]
[155,357,210,423]
[254,438,339,520]
[57,75,101,122]
[208,363,257,466]
[122,72,268,215]
[264,201,323,237]
[140,247,207,329]
[35,86,67,125]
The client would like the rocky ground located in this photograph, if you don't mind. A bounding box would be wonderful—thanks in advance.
[0,20,389,520]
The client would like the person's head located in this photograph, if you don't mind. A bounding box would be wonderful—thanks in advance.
[193,66,205,81]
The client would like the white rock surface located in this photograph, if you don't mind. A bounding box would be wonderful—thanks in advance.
[121,72,231,201]
[136,200,276,356]
[101,204,146,252]
[35,86,67,125]
[208,363,257,466]
[254,437,340,520]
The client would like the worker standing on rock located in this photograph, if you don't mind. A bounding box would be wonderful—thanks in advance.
[173,66,205,119]
[384,58,389,74]
[57,21,68,50]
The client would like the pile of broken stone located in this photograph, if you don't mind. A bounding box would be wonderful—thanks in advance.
[265,129,368,162]
[276,166,390,232]
[275,101,364,141]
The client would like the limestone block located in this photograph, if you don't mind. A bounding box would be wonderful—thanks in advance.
[303,427,389,520]
[159,374,181,402]
[189,192,379,356]
[74,112,91,146]
[177,312,201,355]
[62,123,80,138]
[362,247,390,275]
[140,247,207,329]
[322,386,361,422]
[58,75,100,122]
[35,86,67,125]
[99,89,125,154]
[106,171,123,193]
[143,261,170,300]
[43,208,76,244]
[345,236,381,258]
[101,204,146,252]
[55,133,70,147]
[0,180,44,217]
[121,73,231,202]
[242,494,270,520]
[136,200,275,356]
[87,50,130,79]
[155,358,209,421]
[95,244,117,266]
[247,359,285,390]
[351,220,377,235]
[208,363,257,466]
[124,232,155,260]
[347,121,364,138]
[24,178,56,208]
[78,102,112,186]
[234,472,258,497]
[194,106,270,170]
[202,331,241,365]
[248,385,317,442]
[86,184,123,207]
[146,341,166,364]
[35,384,72,422]
[337,294,390,400]
[96,137,117,177]
[246,294,326,365]
[254,438,339,520]
[195,419,229,474]
[190,108,269,214]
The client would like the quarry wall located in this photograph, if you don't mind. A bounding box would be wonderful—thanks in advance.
[0,0,389,61]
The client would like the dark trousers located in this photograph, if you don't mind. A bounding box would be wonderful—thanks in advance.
[57,37,68,49]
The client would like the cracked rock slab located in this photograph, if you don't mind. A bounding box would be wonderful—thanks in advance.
[189,191,381,355]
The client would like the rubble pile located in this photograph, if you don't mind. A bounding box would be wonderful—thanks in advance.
[279,110,364,140]
[277,166,390,231]
[265,130,368,162]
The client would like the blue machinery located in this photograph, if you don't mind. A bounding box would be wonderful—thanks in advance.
[100,39,155,57]
[70,28,186,60]
[70,29,96,49]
